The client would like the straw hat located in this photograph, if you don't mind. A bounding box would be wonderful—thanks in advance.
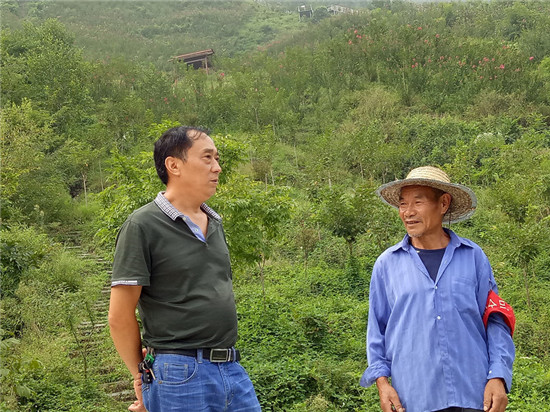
[376,166,477,223]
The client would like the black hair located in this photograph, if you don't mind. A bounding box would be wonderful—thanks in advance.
[153,126,210,185]
[430,187,446,200]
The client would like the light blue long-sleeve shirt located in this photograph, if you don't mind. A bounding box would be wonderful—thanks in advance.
[360,229,515,412]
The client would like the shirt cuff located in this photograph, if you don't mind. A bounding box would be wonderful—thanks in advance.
[487,362,512,393]
[360,362,391,388]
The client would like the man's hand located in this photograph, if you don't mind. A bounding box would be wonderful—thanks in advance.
[128,374,147,412]
[483,378,508,412]
[128,399,147,412]
[128,348,148,412]
[376,377,405,412]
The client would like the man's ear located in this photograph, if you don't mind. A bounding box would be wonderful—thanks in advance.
[165,156,182,179]
[440,193,452,215]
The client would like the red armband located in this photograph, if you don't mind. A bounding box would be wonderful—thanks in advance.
[483,290,515,337]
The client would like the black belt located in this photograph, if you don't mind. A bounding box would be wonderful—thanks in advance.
[149,347,240,362]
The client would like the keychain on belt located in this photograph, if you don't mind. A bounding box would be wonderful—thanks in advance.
[138,352,156,383]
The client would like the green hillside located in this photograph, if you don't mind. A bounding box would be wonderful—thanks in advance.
[2,0,353,68]
[2,1,550,410]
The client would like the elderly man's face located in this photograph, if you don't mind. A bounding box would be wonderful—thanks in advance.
[398,185,450,241]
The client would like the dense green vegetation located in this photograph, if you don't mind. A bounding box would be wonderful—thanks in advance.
[2,0,550,410]
[1,0,323,68]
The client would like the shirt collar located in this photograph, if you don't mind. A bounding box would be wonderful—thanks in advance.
[154,192,222,222]
[390,228,471,253]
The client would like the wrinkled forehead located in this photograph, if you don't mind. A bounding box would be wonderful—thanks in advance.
[399,185,443,199]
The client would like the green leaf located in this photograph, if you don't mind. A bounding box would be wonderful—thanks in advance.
[15,384,32,398]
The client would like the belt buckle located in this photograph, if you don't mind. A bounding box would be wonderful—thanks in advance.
[209,348,231,362]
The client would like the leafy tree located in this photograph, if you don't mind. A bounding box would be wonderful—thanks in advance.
[0,101,49,222]
[1,19,94,136]
[292,206,321,272]
[95,151,163,249]
[318,183,378,259]
[211,177,293,297]
[0,100,76,224]
[212,133,248,185]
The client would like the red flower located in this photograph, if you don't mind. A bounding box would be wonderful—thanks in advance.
[529,56,534,60]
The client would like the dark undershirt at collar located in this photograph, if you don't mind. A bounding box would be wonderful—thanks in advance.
[413,245,446,282]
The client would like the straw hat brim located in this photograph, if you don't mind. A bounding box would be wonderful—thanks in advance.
[376,178,477,223]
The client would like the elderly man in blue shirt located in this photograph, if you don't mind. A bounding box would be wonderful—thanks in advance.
[360,166,515,412]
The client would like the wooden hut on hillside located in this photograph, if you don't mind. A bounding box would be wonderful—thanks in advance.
[170,49,214,73]
[298,5,313,20]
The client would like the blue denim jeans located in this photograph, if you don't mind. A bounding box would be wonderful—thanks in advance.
[142,351,261,411]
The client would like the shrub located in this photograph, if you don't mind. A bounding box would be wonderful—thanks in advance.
[0,225,53,299]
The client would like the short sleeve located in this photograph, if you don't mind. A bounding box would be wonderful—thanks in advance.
[111,219,152,287]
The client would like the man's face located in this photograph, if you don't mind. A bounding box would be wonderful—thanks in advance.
[398,185,448,240]
[177,134,221,201]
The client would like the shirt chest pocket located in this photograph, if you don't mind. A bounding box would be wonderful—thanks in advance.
[451,275,479,314]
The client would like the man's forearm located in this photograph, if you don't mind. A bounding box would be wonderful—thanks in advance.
[109,316,143,378]
[486,317,515,392]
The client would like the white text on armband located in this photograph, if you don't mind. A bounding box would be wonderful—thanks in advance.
[111,280,139,286]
